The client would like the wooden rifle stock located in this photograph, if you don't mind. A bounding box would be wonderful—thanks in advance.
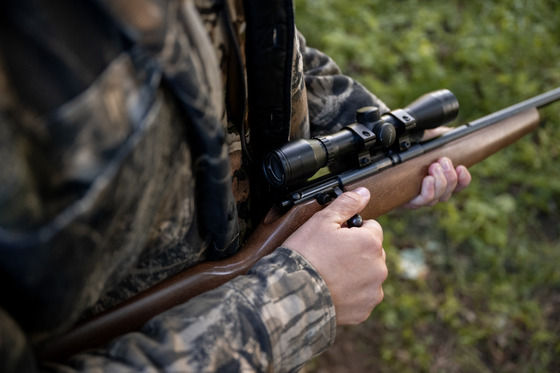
[356,108,541,218]
[37,107,541,361]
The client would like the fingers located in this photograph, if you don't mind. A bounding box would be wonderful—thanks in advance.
[431,157,458,203]
[329,218,386,325]
[421,126,452,141]
[317,187,370,226]
[360,218,384,244]
[433,159,472,199]
[455,165,472,192]
[405,175,435,209]
[405,157,472,209]
[282,188,386,326]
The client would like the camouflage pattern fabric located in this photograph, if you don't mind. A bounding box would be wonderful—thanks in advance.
[300,34,390,137]
[43,248,335,372]
[0,0,387,372]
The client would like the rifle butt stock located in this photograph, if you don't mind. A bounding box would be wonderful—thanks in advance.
[37,107,541,361]
[36,198,322,361]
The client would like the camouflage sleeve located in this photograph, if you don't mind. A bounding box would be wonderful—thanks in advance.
[42,247,336,373]
[0,309,35,373]
[298,33,391,137]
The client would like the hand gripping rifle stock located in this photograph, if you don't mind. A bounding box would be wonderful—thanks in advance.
[37,87,560,362]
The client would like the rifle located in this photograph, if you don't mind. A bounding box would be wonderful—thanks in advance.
[38,87,560,361]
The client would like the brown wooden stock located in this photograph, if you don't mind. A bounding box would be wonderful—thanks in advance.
[37,108,541,361]
[37,199,324,361]
[353,108,541,218]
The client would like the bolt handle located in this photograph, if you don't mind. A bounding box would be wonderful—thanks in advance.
[347,214,363,228]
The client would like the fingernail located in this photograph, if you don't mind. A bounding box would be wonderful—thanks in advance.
[354,187,369,198]
[441,158,452,171]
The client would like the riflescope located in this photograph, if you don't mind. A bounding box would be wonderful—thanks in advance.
[263,89,459,188]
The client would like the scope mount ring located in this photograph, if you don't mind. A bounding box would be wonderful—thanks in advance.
[387,108,417,130]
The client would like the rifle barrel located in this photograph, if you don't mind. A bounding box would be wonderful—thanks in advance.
[421,87,560,154]
[470,86,560,129]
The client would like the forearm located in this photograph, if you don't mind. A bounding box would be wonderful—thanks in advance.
[41,248,335,373]
[298,33,390,136]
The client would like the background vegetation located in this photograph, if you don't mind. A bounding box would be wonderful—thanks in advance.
[294,0,560,372]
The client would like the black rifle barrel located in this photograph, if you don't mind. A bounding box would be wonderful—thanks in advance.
[422,86,560,153]
[471,86,560,128]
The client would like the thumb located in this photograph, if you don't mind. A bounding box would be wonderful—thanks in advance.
[320,187,370,225]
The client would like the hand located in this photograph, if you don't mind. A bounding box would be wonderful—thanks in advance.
[405,128,472,209]
[282,187,387,325]
[405,156,471,209]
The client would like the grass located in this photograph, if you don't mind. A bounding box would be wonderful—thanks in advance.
[294,0,560,371]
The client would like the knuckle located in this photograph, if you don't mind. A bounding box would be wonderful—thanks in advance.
[313,208,333,222]
[372,238,384,255]
[435,173,448,192]
[370,219,383,232]
[380,263,389,281]
[446,173,458,189]
[377,287,385,304]
[341,190,363,204]
[423,183,436,201]
[365,219,383,236]
[448,169,459,182]
[356,312,370,324]
[317,191,364,222]
[333,192,362,212]
[370,288,384,312]
[371,229,384,249]
[358,288,385,324]
[352,306,373,325]
[359,233,382,255]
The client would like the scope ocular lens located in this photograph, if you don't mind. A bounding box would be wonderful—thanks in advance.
[264,153,286,186]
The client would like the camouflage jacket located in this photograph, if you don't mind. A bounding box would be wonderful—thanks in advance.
[0,0,387,372]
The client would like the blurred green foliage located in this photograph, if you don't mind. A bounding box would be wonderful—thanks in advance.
[295,0,560,371]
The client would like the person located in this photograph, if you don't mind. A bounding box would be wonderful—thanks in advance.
[0,0,471,371]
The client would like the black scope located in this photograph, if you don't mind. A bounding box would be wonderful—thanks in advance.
[263,89,459,188]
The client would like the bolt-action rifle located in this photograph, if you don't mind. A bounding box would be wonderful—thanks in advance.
[38,87,560,361]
